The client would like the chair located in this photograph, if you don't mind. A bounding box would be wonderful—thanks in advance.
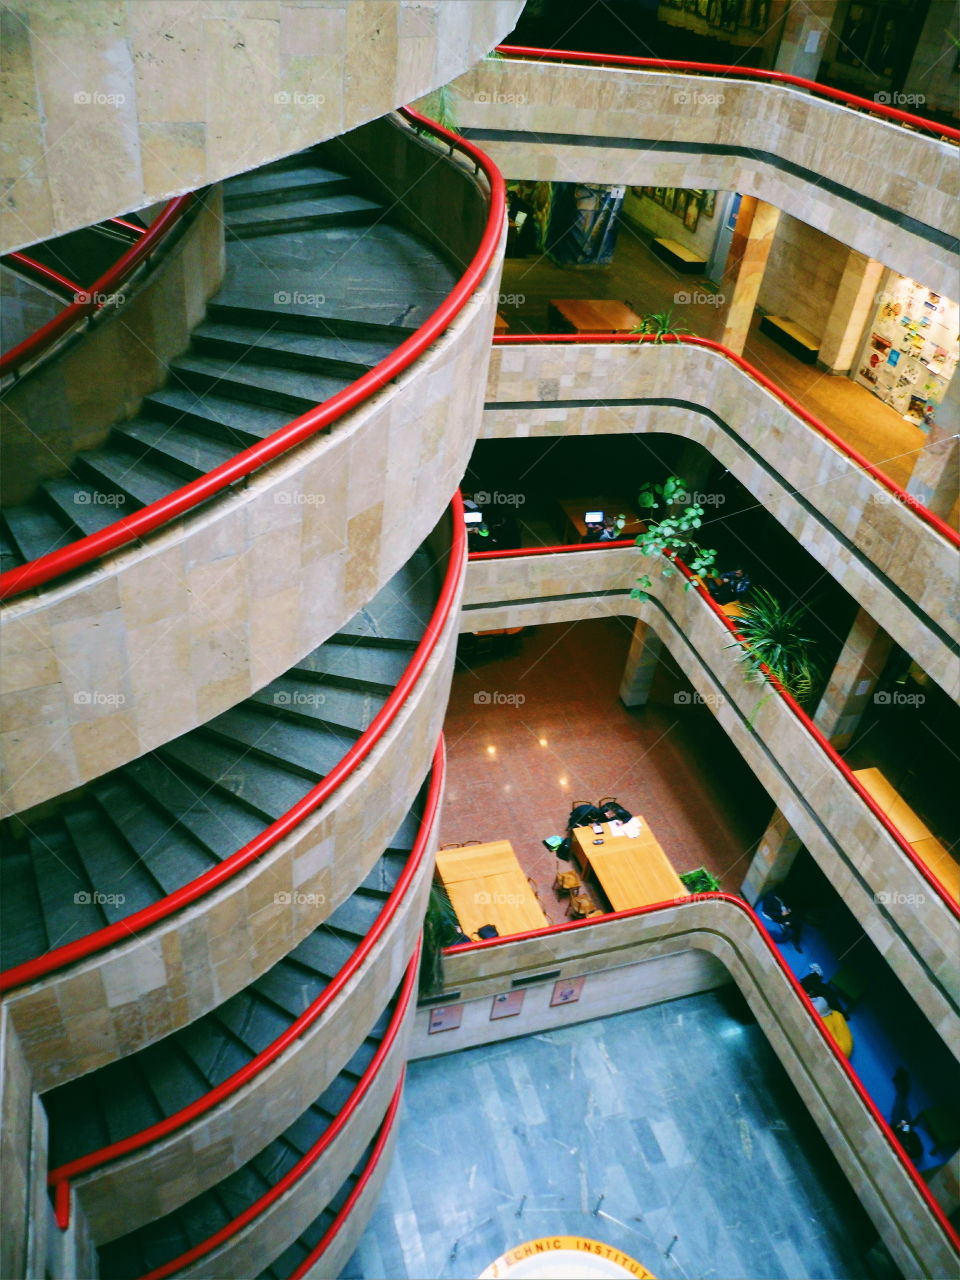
[554,868,581,896]
[439,840,482,849]
[526,875,543,903]
[567,890,597,919]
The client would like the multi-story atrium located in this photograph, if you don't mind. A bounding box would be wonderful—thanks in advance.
[0,2,957,1278]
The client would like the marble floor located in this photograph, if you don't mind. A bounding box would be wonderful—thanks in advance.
[343,992,892,1280]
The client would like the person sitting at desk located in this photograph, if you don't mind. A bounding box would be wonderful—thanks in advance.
[800,964,848,1015]
[709,567,751,605]
[598,515,626,541]
[600,799,633,824]
[760,890,803,950]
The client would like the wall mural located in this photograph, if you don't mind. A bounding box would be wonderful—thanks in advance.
[633,186,718,234]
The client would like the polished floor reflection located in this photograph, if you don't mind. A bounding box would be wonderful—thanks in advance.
[344,991,891,1280]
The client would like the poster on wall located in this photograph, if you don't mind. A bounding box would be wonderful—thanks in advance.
[490,991,524,1020]
[546,183,625,266]
[550,976,585,1007]
[854,274,958,427]
[428,1004,464,1034]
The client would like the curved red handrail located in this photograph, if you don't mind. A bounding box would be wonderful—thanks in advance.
[3,254,82,299]
[495,44,960,141]
[0,107,504,602]
[0,195,195,382]
[45,741,442,1193]
[285,1072,406,1280]
[106,217,146,238]
[443,891,960,1255]
[132,945,421,1280]
[491,333,959,548]
[1,503,462,995]
[466,539,959,917]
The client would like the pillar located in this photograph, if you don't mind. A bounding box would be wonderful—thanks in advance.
[741,808,802,902]
[818,253,886,374]
[813,608,894,751]
[773,0,835,80]
[619,620,663,708]
[719,197,781,356]
[906,370,960,520]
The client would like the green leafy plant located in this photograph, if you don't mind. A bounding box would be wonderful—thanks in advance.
[419,882,460,997]
[419,83,460,134]
[680,867,721,894]
[727,588,821,705]
[631,308,693,343]
[630,475,718,600]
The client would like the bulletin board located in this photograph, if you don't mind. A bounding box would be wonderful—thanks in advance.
[854,275,958,428]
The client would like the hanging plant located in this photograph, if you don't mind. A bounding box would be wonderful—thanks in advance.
[631,475,718,600]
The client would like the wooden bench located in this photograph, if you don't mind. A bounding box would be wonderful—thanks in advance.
[650,237,706,274]
[853,767,959,903]
[760,314,820,364]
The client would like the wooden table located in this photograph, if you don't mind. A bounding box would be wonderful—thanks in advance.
[572,821,688,912]
[854,767,958,901]
[494,311,509,334]
[435,839,549,937]
[557,496,645,541]
[548,298,642,334]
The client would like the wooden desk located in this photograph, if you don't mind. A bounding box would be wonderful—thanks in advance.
[548,299,641,334]
[854,767,958,902]
[557,496,645,541]
[435,839,549,937]
[494,311,509,334]
[572,821,688,912]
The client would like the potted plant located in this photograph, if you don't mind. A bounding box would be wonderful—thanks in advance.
[679,867,721,894]
[728,589,821,705]
[419,883,460,997]
[632,308,694,343]
[631,474,718,600]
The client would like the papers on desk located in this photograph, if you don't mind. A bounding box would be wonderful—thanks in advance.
[621,817,643,839]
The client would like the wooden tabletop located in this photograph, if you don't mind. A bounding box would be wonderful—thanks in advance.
[548,298,642,334]
[572,821,688,912]
[435,839,549,937]
[853,767,934,843]
[557,496,646,539]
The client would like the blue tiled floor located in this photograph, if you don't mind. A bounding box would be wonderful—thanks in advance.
[343,992,892,1280]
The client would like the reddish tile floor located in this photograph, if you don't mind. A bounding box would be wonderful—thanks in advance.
[441,616,773,924]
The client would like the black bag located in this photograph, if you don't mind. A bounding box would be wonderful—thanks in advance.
[476,924,500,940]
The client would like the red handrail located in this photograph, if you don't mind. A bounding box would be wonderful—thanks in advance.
[1,502,462,995]
[133,945,421,1280]
[491,333,959,548]
[0,195,194,382]
[106,217,147,237]
[3,254,82,299]
[45,742,442,1194]
[495,44,960,141]
[285,1072,406,1280]
[466,539,959,917]
[442,891,960,1254]
[0,107,504,601]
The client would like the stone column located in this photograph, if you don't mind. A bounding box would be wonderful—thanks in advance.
[818,253,886,374]
[741,808,801,902]
[773,0,835,79]
[719,197,781,356]
[619,620,663,708]
[813,608,894,750]
[906,370,960,520]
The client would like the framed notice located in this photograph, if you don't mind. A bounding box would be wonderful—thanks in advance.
[550,976,585,1007]
[428,1004,463,1034]
[490,990,524,1020]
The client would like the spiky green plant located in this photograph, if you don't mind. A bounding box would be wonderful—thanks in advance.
[631,308,694,343]
[728,589,821,705]
[420,83,460,134]
[631,474,718,600]
[419,882,460,997]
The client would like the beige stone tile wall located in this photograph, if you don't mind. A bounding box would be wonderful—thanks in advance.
[0,1007,34,1280]
[482,343,959,699]
[6,588,458,1091]
[0,146,502,816]
[462,551,959,1041]
[1,0,525,253]
[178,992,417,1278]
[0,187,226,506]
[449,60,958,297]
[434,900,956,1280]
[756,213,849,343]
